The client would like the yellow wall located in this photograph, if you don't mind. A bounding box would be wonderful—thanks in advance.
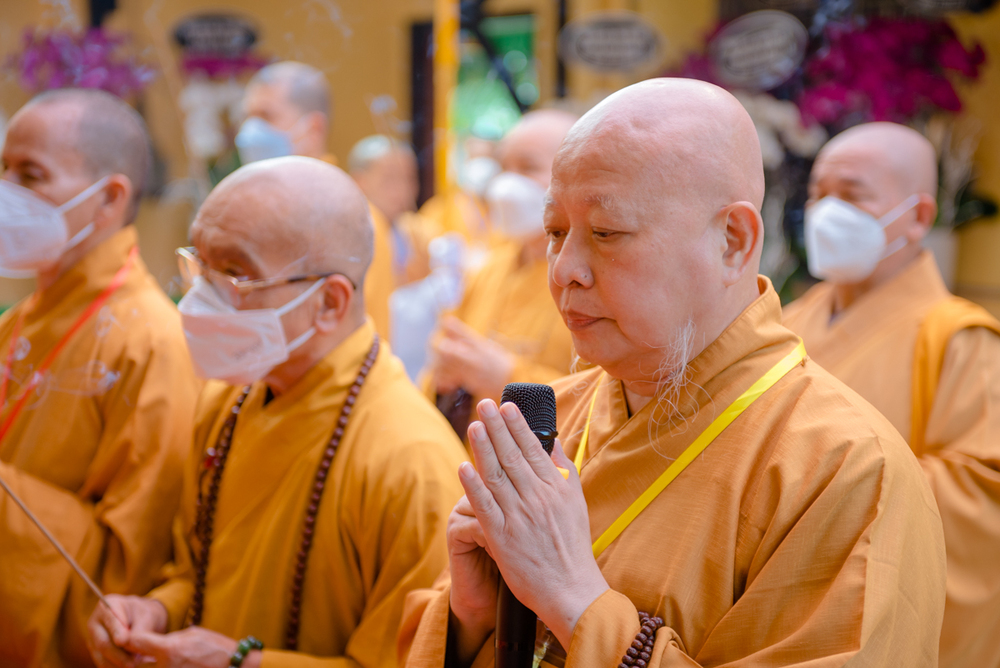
[951,5,1000,316]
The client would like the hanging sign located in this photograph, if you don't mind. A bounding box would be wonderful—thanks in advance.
[174,14,257,57]
[559,11,664,74]
[710,10,808,91]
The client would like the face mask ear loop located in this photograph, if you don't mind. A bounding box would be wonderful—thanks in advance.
[57,176,110,214]
[879,194,922,228]
[274,278,326,317]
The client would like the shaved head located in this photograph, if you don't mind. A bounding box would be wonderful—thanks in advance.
[192,157,373,296]
[248,61,331,118]
[815,122,938,198]
[21,88,152,221]
[545,78,766,395]
[498,109,578,189]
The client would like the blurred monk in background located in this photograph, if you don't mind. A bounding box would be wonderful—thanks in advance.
[400,79,946,667]
[236,60,395,339]
[349,135,434,285]
[87,157,467,668]
[425,110,576,432]
[783,121,1000,668]
[0,89,198,667]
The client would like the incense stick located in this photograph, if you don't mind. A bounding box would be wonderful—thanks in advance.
[0,472,129,628]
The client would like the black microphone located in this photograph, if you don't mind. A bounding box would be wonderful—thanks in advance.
[495,383,558,668]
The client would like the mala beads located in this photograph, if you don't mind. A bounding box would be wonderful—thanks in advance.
[188,337,380,650]
[618,612,664,668]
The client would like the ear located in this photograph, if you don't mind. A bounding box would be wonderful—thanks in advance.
[906,193,937,242]
[719,201,762,287]
[314,274,355,334]
[92,174,133,231]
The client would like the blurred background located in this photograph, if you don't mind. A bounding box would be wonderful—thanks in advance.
[2,0,999,311]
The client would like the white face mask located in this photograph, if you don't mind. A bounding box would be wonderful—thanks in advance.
[804,194,920,283]
[235,117,300,164]
[0,177,109,278]
[178,276,324,385]
[458,156,501,197]
[485,172,547,242]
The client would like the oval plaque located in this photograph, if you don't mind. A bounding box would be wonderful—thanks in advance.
[559,11,664,73]
[710,10,808,91]
[174,14,258,57]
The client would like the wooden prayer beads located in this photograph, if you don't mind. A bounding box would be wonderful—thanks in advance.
[618,612,664,668]
[188,336,380,651]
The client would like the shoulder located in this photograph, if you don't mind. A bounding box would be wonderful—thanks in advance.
[781,281,831,326]
[108,271,189,358]
[350,351,468,477]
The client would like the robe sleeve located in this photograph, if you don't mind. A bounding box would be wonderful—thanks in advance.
[0,340,195,664]
[920,326,1000,664]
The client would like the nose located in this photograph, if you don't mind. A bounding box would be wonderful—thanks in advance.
[549,229,594,290]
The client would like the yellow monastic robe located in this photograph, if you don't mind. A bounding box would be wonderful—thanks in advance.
[418,190,490,247]
[782,250,1000,668]
[450,242,573,400]
[149,320,468,668]
[0,227,198,667]
[401,277,946,667]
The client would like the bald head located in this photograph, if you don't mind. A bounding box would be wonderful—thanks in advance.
[192,157,373,293]
[248,61,331,119]
[816,122,938,198]
[22,88,152,221]
[497,109,578,189]
[545,79,766,389]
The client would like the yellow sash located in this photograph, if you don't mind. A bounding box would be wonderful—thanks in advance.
[575,342,807,558]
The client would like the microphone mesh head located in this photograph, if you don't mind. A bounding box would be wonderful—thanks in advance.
[500,383,557,451]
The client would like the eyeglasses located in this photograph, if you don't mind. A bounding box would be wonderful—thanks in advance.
[176,247,360,305]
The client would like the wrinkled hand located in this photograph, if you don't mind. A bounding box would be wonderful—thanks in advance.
[447,495,499,664]
[121,626,251,668]
[431,317,514,399]
[87,595,167,668]
[455,399,609,651]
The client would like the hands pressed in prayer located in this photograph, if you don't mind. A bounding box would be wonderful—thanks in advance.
[87,596,259,668]
[448,399,609,661]
[431,317,514,399]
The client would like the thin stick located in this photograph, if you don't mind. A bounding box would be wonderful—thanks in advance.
[0,473,129,627]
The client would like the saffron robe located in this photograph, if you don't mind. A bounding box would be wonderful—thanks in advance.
[428,243,573,404]
[783,251,1000,668]
[149,320,468,668]
[0,227,198,667]
[401,277,947,667]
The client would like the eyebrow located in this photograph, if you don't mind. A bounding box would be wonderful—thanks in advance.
[206,244,264,279]
[584,193,621,213]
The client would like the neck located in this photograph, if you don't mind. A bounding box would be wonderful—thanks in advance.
[34,226,119,292]
[622,383,655,415]
[264,317,364,397]
[831,247,922,315]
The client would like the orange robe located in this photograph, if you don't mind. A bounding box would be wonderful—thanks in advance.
[431,243,573,404]
[401,278,946,667]
[149,320,468,667]
[0,227,198,667]
[783,251,1000,667]
[365,204,395,340]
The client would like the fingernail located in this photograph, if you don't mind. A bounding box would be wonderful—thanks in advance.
[480,400,497,417]
[500,402,518,418]
[459,461,474,479]
[470,422,486,440]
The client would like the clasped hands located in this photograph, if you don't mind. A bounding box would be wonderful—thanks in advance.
[86,596,260,668]
[448,398,610,663]
[430,317,515,400]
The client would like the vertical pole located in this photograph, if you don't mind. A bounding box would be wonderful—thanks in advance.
[433,0,459,197]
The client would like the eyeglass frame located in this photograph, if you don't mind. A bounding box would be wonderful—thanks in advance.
[176,246,361,298]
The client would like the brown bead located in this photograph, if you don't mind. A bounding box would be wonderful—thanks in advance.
[317,469,327,480]
[631,640,643,650]
[314,480,325,492]
[626,648,638,658]
[305,515,315,526]
[311,492,321,503]
[636,632,648,643]
[639,652,650,662]
[635,661,646,668]
[346,395,355,406]
[333,427,344,439]
[325,446,336,458]
[338,415,349,427]
[619,664,630,668]
[308,503,318,515]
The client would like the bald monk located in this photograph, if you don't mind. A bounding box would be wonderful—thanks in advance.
[0,89,198,666]
[348,135,434,284]
[426,111,577,413]
[783,122,1000,667]
[87,157,468,668]
[399,79,946,667]
[237,61,395,338]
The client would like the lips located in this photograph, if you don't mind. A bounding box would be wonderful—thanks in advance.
[562,310,602,331]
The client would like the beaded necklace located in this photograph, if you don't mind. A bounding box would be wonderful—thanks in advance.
[189,336,380,650]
